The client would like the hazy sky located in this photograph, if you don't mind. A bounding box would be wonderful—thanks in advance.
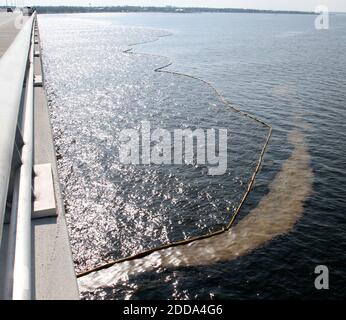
[3,1,346,12]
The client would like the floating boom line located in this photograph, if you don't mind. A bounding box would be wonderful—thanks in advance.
[77,32,273,278]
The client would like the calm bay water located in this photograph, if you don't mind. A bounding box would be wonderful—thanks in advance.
[38,13,346,299]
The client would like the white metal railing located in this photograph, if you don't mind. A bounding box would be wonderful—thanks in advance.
[0,13,36,300]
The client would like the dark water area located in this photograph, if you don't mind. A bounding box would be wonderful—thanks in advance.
[39,13,346,299]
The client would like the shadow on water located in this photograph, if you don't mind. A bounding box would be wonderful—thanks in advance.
[79,127,313,294]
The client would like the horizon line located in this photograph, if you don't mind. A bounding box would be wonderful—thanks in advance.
[1,5,345,14]
[1,5,316,14]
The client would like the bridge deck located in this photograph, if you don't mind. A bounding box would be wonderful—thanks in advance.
[0,13,79,300]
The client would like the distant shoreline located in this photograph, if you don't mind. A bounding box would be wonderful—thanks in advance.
[0,6,315,15]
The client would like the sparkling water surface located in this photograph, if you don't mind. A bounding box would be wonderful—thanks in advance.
[38,13,346,299]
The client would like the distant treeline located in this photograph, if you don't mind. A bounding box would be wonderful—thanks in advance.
[0,6,313,15]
